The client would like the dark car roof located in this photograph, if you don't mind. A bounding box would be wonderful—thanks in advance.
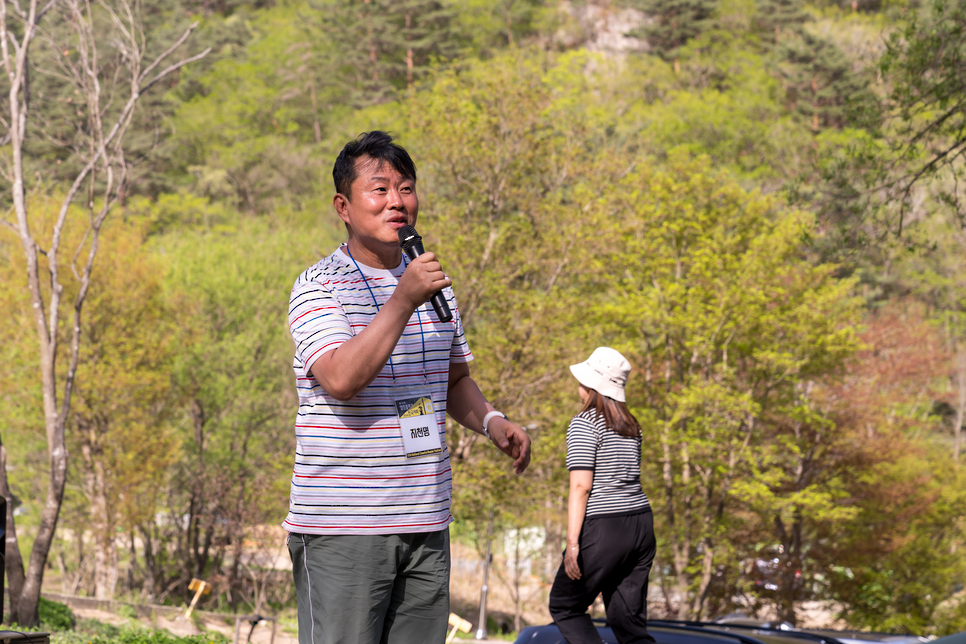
[514,621,791,644]
[656,620,933,644]
[512,619,952,644]
[790,630,924,644]
[692,619,927,644]
[652,621,848,644]
[928,632,966,644]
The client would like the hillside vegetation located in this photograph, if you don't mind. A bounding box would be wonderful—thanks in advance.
[2,0,966,633]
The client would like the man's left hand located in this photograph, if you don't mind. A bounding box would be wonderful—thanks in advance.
[487,417,531,474]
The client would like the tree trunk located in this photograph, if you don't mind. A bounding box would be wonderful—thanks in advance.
[127,532,139,594]
[1,440,26,618]
[80,417,118,599]
[18,441,68,625]
[675,440,693,620]
[953,349,965,465]
[774,513,803,625]
[138,524,158,601]
[0,2,207,624]
[308,75,322,144]
[405,13,414,86]
[228,531,244,611]
[689,540,714,619]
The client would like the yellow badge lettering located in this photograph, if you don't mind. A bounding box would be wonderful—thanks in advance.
[400,396,434,418]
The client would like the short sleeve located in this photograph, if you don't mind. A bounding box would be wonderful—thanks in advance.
[289,276,352,378]
[566,414,599,471]
[448,289,474,364]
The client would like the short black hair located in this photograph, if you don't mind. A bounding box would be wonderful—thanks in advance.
[332,131,417,199]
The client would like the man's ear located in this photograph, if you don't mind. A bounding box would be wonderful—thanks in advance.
[333,193,351,226]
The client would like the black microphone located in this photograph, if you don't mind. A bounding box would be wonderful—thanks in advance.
[398,225,453,323]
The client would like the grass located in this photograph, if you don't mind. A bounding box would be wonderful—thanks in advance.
[3,599,232,644]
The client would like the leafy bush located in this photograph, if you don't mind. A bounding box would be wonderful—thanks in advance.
[116,603,140,620]
[53,621,231,644]
[38,598,76,631]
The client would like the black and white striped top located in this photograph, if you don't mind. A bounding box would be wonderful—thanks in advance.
[566,410,650,518]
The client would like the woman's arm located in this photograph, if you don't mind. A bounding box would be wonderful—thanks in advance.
[564,470,594,580]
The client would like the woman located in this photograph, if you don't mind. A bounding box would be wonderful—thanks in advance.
[548,347,657,644]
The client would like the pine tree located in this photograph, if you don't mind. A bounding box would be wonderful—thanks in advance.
[310,0,458,107]
[775,29,876,130]
[387,0,459,86]
[752,0,808,42]
[625,0,718,62]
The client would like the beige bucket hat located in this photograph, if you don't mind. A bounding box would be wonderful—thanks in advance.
[569,347,631,402]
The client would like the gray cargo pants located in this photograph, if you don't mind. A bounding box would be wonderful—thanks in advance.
[288,529,450,644]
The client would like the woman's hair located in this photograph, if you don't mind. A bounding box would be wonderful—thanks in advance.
[580,389,640,438]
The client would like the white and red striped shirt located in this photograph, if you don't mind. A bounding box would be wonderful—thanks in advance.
[284,247,472,535]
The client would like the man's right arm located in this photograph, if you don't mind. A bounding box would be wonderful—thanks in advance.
[308,253,450,401]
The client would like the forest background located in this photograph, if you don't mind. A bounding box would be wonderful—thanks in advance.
[2,0,966,635]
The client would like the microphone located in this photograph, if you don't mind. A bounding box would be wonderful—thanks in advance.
[398,225,453,323]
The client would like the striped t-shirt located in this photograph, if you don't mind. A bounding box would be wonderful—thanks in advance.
[284,247,473,535]
[566,410,650,518]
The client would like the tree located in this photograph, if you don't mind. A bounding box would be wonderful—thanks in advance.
[606,150,861,619]
[307,0,459,104]
[452,0,552,56]
[340,48,629,627]
[774,28,877,131]
[0,0,208,624]
[625,0,718,62]
[806,305,966,633]
[877,0,966,232]
[899,214,966,465]
[751,0,808,39]
[111,202,331,607]
[169,8,331,212]
[68,220,181,600]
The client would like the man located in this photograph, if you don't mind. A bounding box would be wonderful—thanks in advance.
[286,130,531,644]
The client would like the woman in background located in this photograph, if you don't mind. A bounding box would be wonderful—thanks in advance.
[548,347,657,644]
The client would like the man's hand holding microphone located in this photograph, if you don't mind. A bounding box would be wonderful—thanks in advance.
[396,224,531,475]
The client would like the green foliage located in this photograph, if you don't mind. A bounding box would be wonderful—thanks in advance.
[125,205,337,604]
[818,0,966,254]
[4,0,966,628]
[309,0,461,101]
[774,28,878,130]
[451,0,555,56]
[386,48,615,532]
[751,0,808,35]
[625,0,719,60]
[605,149,862,618]
[168,5,335,211]
[878,0,966,218]
[827,454,966,634]
[52,620,231,644]
[38,598,76,631]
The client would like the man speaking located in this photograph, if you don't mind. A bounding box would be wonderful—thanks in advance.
[285,131,531,644]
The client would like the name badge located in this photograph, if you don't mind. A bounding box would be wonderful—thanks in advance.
[395,393,442,458]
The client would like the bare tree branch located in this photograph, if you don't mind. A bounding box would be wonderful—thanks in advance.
[0,217,18,233]
[35,0,56,22]
[137,19,197,83]
[1,0,209,622]
[140,47,211,94]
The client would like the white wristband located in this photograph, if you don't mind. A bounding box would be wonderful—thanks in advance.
[481,411,506,440]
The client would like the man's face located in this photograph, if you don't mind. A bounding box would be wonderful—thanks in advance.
[335,155,418,253]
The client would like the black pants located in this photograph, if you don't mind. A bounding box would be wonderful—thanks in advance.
[549,511,657,644]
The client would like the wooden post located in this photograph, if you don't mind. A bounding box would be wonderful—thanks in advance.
[447,614,472,643]
[185,578,211,618]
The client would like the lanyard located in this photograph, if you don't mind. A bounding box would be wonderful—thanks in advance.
[344,245,428,387]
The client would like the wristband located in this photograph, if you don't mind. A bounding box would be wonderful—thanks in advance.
[481,411,506,440]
